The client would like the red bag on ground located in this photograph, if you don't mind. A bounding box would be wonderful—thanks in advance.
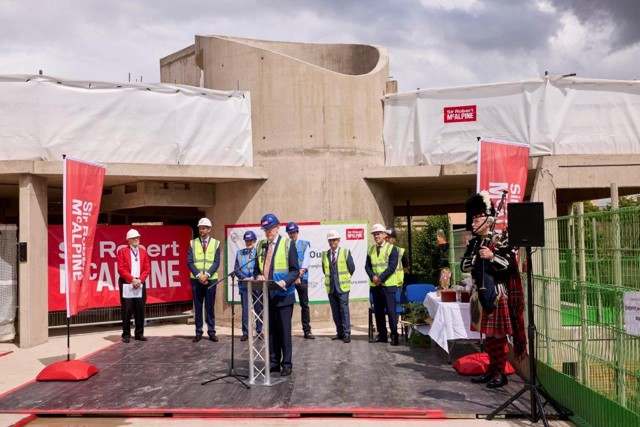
[452,352,515,375]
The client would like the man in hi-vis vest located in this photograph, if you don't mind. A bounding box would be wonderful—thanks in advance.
[253,213,299,377]
[322,230,355,343]
[365,223,400,346]
[187,217,221,342]
[386,227,410,288]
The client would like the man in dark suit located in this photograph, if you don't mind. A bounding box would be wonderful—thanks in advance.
[254,213,299,377]
[365,223,400,346]
[117,228,151,343]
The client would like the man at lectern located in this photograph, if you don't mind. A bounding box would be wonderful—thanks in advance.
[253,213,299,377]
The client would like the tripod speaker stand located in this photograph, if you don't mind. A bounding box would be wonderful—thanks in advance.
[487,203,570,425]
[202,271,249,389]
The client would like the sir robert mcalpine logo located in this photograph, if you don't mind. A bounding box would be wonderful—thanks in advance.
[345,228,365,240]
[444,105,477,123]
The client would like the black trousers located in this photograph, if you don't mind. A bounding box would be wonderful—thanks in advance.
[372,285,398,340]
[295,280,312,333]
[269,303,294,369]
[119,284,147,339]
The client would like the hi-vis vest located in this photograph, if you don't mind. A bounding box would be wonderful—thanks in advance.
[322,248,352,293]
[395,247,405,286]
[294,240,310,281]
[190,238,220,280]
[367,243,398,287]
[236,247,257,290]
[256,237,294,297]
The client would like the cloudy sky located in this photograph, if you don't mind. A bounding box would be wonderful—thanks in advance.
[1,0,639,92]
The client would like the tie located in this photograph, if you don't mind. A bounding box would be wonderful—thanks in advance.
[202,238,207,253]
[263,241,275,279]
[331,250,336,266]
[377,245,381,256]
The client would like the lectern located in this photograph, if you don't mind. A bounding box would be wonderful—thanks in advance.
[244,279,284,386]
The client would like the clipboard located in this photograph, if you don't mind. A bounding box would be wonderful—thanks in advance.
[122,283,143,299]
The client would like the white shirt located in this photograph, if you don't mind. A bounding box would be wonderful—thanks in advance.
[129,245,141,279]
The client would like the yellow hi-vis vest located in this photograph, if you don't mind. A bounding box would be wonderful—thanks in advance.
[256,238,295,297]
[190,238,220,280]
[367,243,398,287]
[395,246,405,286]
[322,248,352,293]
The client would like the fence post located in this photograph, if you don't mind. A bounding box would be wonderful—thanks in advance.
[611,184,626,406]
[577,203,590,387]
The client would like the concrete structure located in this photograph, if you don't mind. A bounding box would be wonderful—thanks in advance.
[161,36,394,326]
[3,34,640,348]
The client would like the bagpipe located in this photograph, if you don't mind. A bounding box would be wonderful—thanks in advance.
[470,190,508,316]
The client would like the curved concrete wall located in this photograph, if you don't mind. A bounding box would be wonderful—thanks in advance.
[191,35,392,232]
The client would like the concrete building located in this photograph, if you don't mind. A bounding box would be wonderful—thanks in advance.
[3,35,640,348]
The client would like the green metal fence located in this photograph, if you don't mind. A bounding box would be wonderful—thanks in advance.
[536,206,640,425]
[452,206,640,426]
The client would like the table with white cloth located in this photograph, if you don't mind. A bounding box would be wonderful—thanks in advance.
[415,292,482,361]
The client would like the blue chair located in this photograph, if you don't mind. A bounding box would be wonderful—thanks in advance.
[367,288,406,341]
[406,284,437,305]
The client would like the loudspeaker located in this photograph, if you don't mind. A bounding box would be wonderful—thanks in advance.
[508,202,545,247]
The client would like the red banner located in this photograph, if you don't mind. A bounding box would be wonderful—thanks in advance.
[477,138,530,233]
[49,225,194,312]
[63,158,106,317]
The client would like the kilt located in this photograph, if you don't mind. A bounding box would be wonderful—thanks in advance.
[481,293,512,336]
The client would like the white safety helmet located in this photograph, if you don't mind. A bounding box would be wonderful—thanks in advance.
[197,218,212,228]
[371,223,387,234]
[327,230,341,240]
[126,229,141,240]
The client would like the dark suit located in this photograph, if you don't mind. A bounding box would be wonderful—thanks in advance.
[117,246,151,340]
[323,248,356,337]
[253,235,299,369]
[365,243,399,341]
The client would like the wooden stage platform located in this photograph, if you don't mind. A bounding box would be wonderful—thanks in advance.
[0,334,532,419]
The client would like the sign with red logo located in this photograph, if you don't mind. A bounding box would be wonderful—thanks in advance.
[48,225,193,312]
[444,105,477,123]
[345,228,365,240]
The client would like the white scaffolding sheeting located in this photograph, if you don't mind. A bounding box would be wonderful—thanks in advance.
[383,77,640,166]
[0,75,253,166]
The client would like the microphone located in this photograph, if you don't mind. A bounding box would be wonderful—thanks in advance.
[261,242,268,260]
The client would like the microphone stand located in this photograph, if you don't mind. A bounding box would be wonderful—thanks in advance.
[202,254,257,389]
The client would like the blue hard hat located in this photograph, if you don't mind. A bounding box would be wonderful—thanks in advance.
[260,213,280,230]
[286,222,299,233]
[243,230,257,241]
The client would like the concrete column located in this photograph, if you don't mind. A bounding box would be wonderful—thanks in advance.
[18,174,48,347]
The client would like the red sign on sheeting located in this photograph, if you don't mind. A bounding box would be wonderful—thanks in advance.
[444,105,477,123]
[477,138,530,233]
[63,158,106,317]
[49,225,193,312]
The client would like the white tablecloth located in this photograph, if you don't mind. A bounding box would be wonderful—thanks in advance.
[418,292,481,354]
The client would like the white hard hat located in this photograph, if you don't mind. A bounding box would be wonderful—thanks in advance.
[197,218,212,228]
[126,229,141,240]
[371,223,387,233]
[327,230,341,240]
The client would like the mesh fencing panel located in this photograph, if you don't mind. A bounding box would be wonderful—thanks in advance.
[0,225,18,341]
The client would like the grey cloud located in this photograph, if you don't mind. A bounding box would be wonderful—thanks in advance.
[549,0,640,49]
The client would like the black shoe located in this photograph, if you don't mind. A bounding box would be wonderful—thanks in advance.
[121,337,130,343]
[374,335,388,343]
[269,366,280,373]
[486,373,508,389]
[304,332,315,339]
[331,335,344,340]
[281,367,292,377]
[343,335,351,343]
[240,335,248,341]
[192,335,202,342]
[471,371,495,384]
[209,335,219,342]
[134,336,148,341]
[390,337,399,346]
